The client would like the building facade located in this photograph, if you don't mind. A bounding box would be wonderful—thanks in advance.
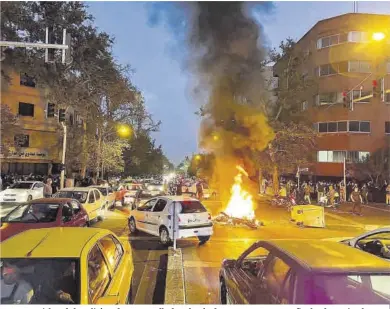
[1,72,80,175]
[275,13,390,178]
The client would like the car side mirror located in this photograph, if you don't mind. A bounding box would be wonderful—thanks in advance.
[95,295,118,305]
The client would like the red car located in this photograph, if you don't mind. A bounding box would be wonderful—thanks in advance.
[0,198,89,242]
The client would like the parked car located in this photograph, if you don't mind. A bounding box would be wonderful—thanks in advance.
[219,239,390,304]
[0,198,89,242]
[89,186,116,210]
[55,187,105,223]
[0,181,45,203]
[133,190,161,208]
[128,196,213,246]
[0,227,133,304]
[333,227,390,260]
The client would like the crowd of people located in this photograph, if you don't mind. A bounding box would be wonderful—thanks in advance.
[262,178,390,213]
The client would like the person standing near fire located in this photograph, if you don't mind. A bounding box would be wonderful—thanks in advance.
[350,187,363,216]
[196,181,203,200]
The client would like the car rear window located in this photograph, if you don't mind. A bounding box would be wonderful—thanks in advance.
[179,201,207,213]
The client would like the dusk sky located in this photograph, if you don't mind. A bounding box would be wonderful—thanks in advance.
[87,1,390,165]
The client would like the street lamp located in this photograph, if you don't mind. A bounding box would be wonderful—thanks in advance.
[117,124,132,138]
[372,32,386,42]
[195,154,201,161]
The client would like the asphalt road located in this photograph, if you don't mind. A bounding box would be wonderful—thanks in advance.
[93,199,389,304]
[1,199,387,304]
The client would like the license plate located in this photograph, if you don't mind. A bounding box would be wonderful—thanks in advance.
[4,199,15,201]
[194,230,198,233]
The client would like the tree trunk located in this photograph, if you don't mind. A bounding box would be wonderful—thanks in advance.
[273,164,279,195]
[80,122,87,178]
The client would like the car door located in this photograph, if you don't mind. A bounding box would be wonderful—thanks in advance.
[61,203,75,227]
[257,255,293,304]
[149,198,168,235]
[69,200,87,226]
[97,235,132,304]
[107,187,115,206]
[227,246,271,304]
[93,189,103,215]
[135,198,157,232]
[87,243,112,304]
[84,190,96,220]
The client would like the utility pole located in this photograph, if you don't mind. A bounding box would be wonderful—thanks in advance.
[60,123,67,189]
[343,157,347,202]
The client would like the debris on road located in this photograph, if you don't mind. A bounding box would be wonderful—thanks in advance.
[212,212,263,229]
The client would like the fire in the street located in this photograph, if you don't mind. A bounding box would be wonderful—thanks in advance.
[223,166,255,220]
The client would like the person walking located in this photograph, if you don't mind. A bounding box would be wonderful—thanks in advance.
[43,178,53,198]
[350,187,363,216]
[303,183,311,204]
[361,184,369,204]
[386,183,390,206]
[317,181,324,203]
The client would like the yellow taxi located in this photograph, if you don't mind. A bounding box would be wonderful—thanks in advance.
[0,227,133,304]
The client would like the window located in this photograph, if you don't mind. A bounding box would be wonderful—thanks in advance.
[348,31,369,43]
[317,92,339,105]
[318,151,328,162]
[319,64,337,76]
[317,33,348,49]
[94,190,101,201]
[14,134,30,147]
[264,257,291,297]
[327,122,337,132]
[352,90,371,103]
[349,61,371,73]
[318,151,369,163]
[88,244,111,303]
[179,201,207,213]
[337,121,347,132]
[18,102,34,117]
[20,73,36,87]
[240,247,270,278]
[349,121,359,132]
[153,199,167,212]
[347,151,370,163]
[88,191,95,204]
[360,121,370,132]
[99,235,124,271]
[386,122,390,134]
[138,199,156,211]
[69,201,81,213]
[318,123,328,133]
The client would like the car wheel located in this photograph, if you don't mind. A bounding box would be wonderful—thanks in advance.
[220,279,228,304]
[198,235,210,244]
[159,227,172,246]
[27,195,33,201]
[128,217,138,234]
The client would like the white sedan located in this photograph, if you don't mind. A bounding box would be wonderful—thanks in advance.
[0,181,44,203]
[128,196,213,246]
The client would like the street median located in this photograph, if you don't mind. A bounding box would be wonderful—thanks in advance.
[164,247,186,304]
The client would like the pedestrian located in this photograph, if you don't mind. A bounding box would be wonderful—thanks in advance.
[317,181,324,203]
[196,181,203,200]
[386,183,390,206]
[350,187,363,216]
[361,184,369,204]
[43,178,53,198]
[328,185,336,208]
[339,182,345,203]
[303,183,311,204]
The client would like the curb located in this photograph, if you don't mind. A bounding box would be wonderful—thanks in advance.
[164,247,186,304]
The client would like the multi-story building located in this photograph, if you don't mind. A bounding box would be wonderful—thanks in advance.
[0,71,81,175]
[274,13,390,178]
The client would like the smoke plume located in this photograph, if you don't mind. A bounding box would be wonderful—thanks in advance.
[150,2,275,201]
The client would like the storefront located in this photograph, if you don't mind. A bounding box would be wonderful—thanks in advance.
[0,147,60,175]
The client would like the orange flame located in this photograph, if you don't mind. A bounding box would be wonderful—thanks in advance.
[224,165,255,220]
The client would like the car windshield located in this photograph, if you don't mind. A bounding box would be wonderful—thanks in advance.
[9,183,33,189]
[307,274,390,304]
[95,188,107,196]
[56,191,88,203]
[179,201,207,213]
[2,203,60,223]
[0,258,80,304]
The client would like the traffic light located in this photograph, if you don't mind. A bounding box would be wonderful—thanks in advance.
[372,80,378,98]
[47,103,55,118]
[342,91,349,109]
[59,109,66,122]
